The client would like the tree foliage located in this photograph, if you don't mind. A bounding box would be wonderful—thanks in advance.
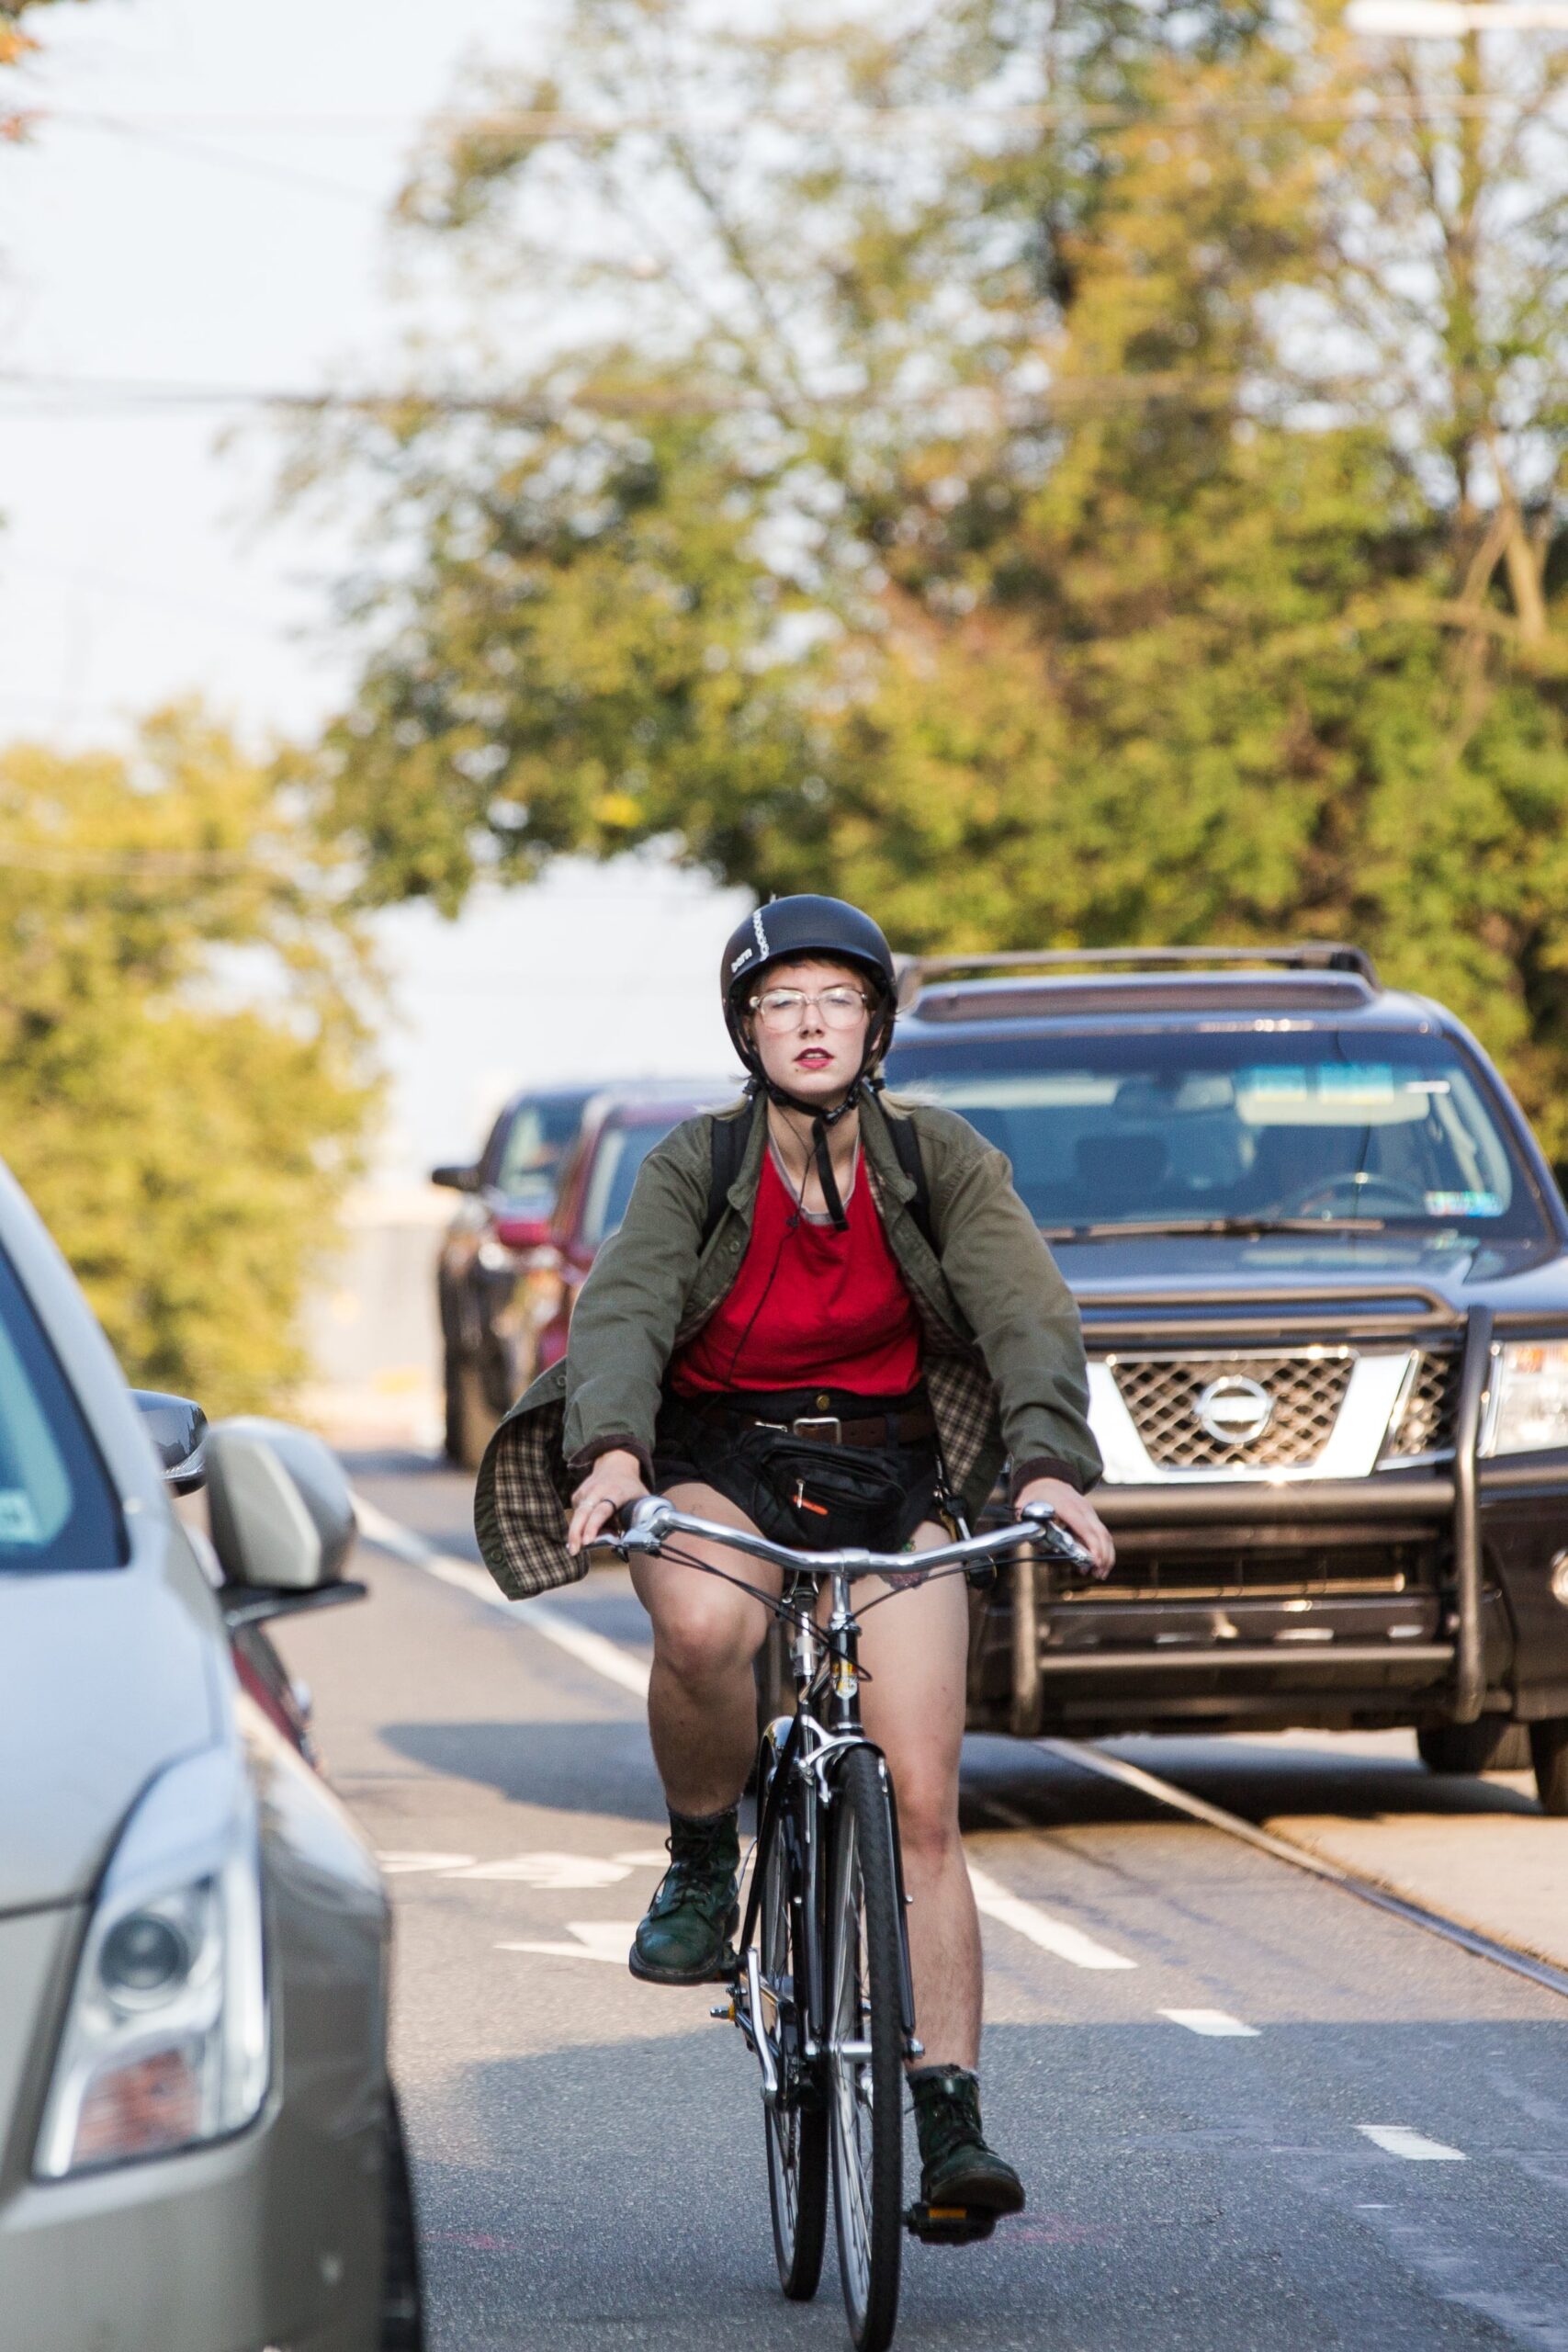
[0,711,376,1408]
[2,1,91,90]
[309,0,1568,1148]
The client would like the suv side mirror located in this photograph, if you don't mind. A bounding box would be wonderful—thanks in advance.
[206,1418,365,1627]
[431,1162,478,1193]
[131,1389,209,1494]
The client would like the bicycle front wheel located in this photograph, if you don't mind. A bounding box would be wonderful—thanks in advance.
[825,1745,905,2352]
[760,1746,829,2299]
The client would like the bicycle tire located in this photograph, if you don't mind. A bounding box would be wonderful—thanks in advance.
[759,1747,829,2299]
[825,1745,904,2352]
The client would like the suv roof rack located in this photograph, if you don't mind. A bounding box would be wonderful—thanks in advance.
[896,943,1380,1010]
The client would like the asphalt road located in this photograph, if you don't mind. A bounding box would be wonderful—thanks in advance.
[272,1453,1568,2352]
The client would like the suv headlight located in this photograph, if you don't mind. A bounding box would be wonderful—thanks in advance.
[1482,1340,1568,1458]
[35,1745,268,2178]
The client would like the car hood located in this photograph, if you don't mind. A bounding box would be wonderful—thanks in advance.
[0,1520,221,1916]
[1054,1228,1568,1321]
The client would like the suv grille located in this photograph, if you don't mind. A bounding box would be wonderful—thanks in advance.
[1382,1349,1461,1460]
[1110,1351,1354,1470]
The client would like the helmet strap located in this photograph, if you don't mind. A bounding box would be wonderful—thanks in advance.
[750,1074,863,1232]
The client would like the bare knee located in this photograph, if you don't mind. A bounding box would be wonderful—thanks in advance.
[653,1592,761,1688]
[890,1767,961,1869]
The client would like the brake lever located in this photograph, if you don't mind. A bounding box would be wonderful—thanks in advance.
[586,1494,674,1561]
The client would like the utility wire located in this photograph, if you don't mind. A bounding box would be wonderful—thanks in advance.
[70,114,386,208]
[17,92,1561,134]
[0,365,1396,424]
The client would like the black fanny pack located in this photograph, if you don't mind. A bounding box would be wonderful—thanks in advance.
[730,1422,911,1551]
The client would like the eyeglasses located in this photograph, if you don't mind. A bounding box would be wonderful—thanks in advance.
[748,985,870,1032]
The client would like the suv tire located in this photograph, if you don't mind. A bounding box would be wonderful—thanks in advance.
[1529,1720,1568,1816]
[1417,1722,1531,1776]
[443,1353,491,1473]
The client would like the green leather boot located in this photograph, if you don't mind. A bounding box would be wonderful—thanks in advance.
[909,2066,1026,2218]
[627,1807,741,1984]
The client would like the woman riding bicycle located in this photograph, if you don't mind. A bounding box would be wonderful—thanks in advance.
[474,894,1113,2228]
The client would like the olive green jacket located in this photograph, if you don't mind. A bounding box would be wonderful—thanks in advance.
[473,1089,1100,1599]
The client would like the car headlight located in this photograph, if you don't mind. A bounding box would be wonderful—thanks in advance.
[35,1745,268,2178]
[1481,1340,1568,1458]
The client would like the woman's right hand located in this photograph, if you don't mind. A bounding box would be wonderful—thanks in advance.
[567,1447,650,1555]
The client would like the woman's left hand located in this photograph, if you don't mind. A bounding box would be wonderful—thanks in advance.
[1014,1476,1115,1578]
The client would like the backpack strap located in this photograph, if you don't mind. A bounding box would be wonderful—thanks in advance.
[883,1104,936,1254]
[702,1102,757,1247]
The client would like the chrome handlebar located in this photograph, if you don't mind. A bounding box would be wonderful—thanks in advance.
[589,1495,1093,1580]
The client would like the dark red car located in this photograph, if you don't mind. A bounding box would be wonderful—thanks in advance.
[520,1084,730,1382]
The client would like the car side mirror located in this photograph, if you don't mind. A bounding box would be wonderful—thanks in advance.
[131,1389,209,1495]
[431,1162,478,1193]
[206,1419,359,1620]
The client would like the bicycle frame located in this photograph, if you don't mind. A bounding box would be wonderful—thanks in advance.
[596,1498,1091,2097]
[735,1573,919,2087]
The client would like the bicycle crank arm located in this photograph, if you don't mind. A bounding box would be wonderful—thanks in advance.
[740,1946,780,2105]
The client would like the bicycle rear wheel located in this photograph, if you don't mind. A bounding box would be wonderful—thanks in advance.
[826,1746,904,2352]
[760,1746,829,2299]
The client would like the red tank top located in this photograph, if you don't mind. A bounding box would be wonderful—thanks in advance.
[671,1148,922,1396]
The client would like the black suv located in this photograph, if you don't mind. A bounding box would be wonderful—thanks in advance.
[881,947,1568,1814]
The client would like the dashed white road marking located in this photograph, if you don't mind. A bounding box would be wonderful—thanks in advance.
[499,1921,640,1966]
[1357,2124,1467,2162]
[965,1862,1137,1971]
[377,1850,477,1875]
[353,1491,652,1698]
[1159,2008,1260,2038]
[447,1852,632,1888]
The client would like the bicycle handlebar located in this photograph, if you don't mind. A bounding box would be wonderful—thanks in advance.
[589,1495,1094,1581]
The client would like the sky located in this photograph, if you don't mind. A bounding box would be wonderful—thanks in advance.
[0,0,746,1179]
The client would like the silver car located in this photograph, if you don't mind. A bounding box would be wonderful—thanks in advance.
[0,1163,422,2351]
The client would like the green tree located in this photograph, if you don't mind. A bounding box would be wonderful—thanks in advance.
[307,0,1568,1147]
[0,709,376,1408]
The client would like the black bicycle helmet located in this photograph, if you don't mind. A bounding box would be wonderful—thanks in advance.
[721,895,897,1072]
[720,895,897,1230]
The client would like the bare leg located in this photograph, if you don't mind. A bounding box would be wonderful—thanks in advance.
[629,1482,780,1817]
[853,1525,981,2071]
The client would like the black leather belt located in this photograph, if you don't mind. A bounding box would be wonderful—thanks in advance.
[737,1402,937,1449]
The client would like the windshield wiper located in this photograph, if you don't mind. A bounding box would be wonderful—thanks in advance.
[1041,1215,1392,1240]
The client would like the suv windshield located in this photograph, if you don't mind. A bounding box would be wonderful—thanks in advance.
[0,1247,126,1572]
[886,1028,1549,1240]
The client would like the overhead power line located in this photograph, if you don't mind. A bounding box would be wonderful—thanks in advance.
[12,87,1561,145]
[0,365,1404,426]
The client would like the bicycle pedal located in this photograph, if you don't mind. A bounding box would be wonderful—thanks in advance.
[904,2201,997,2245]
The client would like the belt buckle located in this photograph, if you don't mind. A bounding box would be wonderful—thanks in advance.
[791,1415,842,1444]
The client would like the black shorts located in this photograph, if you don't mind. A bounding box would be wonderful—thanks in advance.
[652,1384,943,1555]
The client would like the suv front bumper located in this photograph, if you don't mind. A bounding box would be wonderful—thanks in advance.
[968,1308,1568,1737]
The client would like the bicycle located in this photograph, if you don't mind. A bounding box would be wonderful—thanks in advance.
[593,1495,1094,2352]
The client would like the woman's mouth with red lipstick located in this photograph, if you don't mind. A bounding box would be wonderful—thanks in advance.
[795,1046,833,1072]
